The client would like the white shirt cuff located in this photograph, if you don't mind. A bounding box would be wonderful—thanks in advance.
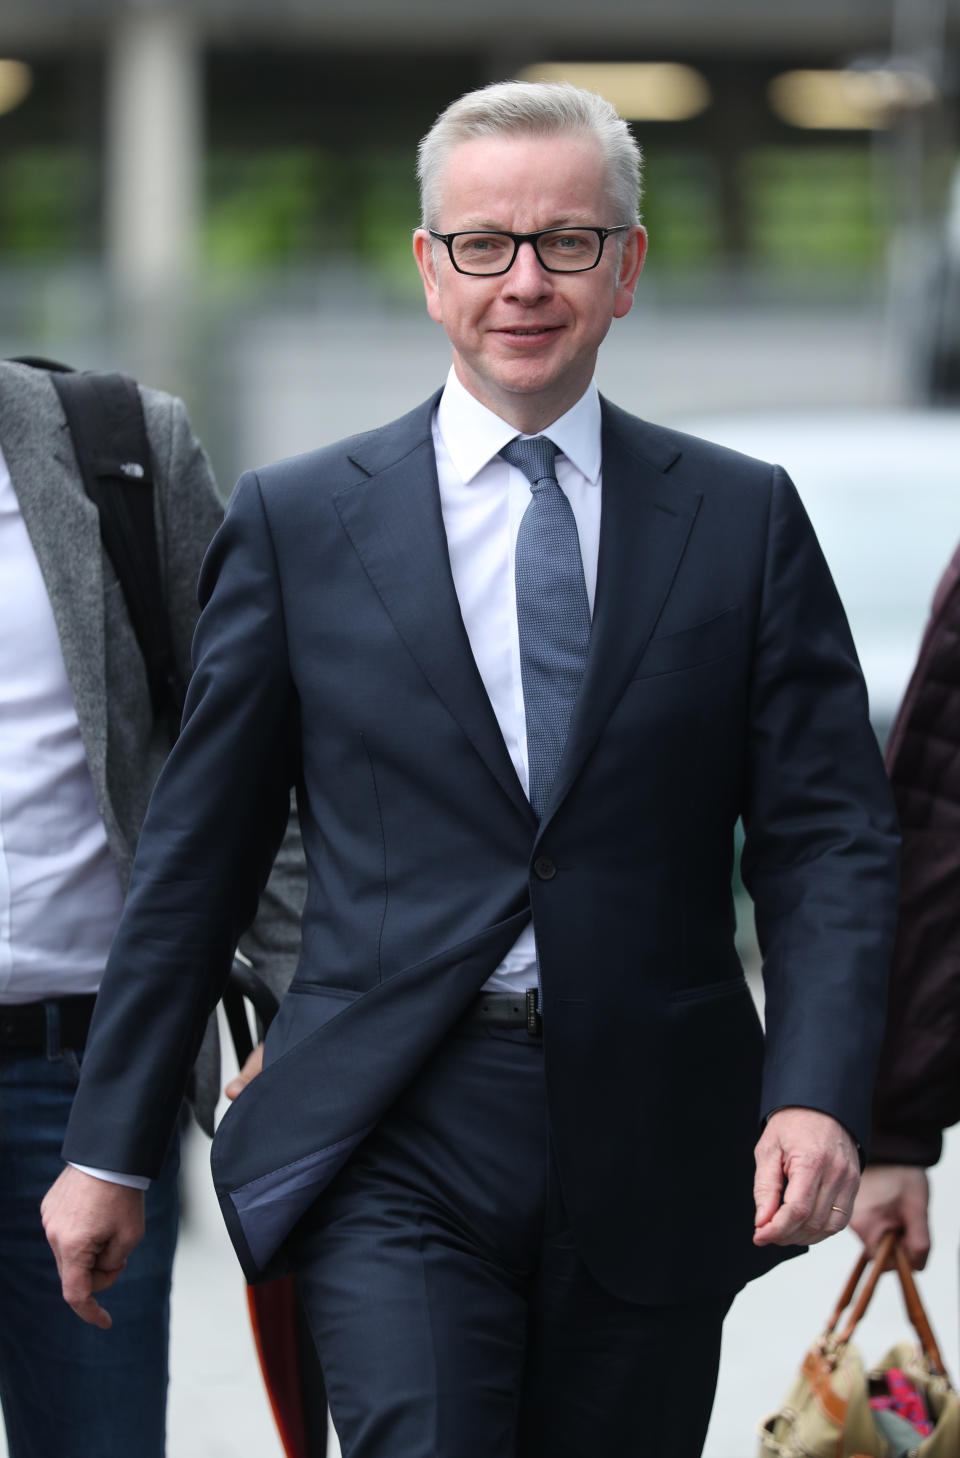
[69,1162,151,1191]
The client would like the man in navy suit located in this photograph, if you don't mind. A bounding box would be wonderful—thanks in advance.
[44,81,898,1456]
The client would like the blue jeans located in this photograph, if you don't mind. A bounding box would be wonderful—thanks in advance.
[0,1037,180,1458]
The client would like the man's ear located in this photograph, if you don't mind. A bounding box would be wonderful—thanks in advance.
[613,225,647,320]
[413,229,444,324]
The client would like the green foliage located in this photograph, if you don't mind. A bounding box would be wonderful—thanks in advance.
[0,138,895,288]
[0,148,98,257]
[352,151,421,287]
[204,150,341,267]
[742,146,884,269]
[641,150,723,268]
[204,146,418,285]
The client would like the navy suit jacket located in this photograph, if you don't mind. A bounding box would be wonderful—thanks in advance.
[64,392,899,1303]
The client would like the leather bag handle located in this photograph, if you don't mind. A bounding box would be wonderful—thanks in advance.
[892,1238,946,1375]
[826,1230,946,1375]
[828,1230,896,1341]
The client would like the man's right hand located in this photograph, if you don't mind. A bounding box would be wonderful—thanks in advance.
[850,1164,930,1270]
[224,1041,264,1101]
[41,1166,146,1329]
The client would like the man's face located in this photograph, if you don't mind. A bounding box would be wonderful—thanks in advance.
[413,132,646,433]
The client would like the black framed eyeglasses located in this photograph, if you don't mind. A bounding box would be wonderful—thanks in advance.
[428,225,630,276]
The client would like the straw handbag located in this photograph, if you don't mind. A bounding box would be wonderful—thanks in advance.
[758,1231,960,1458]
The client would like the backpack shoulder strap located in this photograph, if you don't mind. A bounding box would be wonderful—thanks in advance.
[49,369,185,738]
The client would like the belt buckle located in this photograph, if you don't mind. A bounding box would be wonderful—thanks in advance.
[525,988,542,1037]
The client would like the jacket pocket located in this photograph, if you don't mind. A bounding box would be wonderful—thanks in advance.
[668,974,750,1005]
[631,604,741,681]
[264,982,361,1061]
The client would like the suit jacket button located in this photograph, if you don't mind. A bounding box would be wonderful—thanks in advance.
[533,856,557,881]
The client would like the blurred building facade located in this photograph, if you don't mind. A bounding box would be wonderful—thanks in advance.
[0,0,956,475]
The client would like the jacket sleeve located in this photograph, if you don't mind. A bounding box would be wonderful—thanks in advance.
[145,392,306,1134]
[869,548,960,1166]
[62,398,303,1168]
[739,466,901,1152]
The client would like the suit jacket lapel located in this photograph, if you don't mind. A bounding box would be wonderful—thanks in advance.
[334,402,534,826]
[543,400,702,822]
[1,376,110,799]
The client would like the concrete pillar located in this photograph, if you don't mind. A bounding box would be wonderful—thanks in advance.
[105,5,201,381]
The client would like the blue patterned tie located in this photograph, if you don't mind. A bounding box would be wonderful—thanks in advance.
[501,435,591,819]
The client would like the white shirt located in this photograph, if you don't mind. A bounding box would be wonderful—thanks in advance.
[433,367,602,993]
[0,441,125,1005]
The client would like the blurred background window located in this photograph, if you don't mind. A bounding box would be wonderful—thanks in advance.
[0,0,954,655]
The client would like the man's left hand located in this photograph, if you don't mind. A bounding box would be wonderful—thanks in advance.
[752,1106,859,1247]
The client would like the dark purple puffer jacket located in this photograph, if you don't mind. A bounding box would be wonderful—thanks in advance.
[870,543,960,1166]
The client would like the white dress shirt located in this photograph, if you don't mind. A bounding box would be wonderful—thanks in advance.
[433,367,602,993]
[2,444,145,1189]
[0,441,125,1005]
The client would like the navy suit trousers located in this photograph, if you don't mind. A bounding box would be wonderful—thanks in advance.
[291,1022,737,1458]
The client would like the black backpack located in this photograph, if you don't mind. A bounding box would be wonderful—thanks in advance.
[12,358,185,740]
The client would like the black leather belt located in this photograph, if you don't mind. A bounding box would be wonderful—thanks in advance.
[465,988,542,1037]
[0,995,97,1052]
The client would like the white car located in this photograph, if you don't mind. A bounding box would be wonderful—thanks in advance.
[669,409,960,733]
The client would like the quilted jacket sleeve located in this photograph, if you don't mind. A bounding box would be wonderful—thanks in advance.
[870,545,960,1166]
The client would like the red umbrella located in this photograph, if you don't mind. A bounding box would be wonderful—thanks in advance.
[223,966,328,1458]
[247,1277,314,1458]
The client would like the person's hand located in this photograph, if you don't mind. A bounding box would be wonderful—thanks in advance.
[851,1164,930,1270]
[753,1106,859,1248]
[224,1042,264,1101]
[41,1166,145,1329]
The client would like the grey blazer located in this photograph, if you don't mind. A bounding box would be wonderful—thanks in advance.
[1,360,303,1133]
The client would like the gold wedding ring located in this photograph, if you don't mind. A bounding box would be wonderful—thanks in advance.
[830,1205,848,1216]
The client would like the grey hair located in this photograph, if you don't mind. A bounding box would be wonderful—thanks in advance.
[417,80,642,230]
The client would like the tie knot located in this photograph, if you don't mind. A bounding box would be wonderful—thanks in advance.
[500,435,558,490]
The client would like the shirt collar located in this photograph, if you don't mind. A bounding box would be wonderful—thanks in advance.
[435,366,602,486]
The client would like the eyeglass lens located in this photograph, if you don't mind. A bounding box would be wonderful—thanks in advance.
[451,229,603,274]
